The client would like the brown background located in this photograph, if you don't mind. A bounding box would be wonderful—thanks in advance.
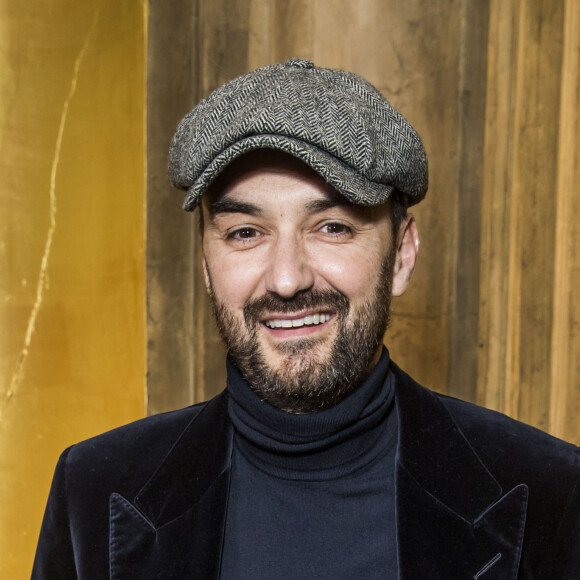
[147,0,580,444]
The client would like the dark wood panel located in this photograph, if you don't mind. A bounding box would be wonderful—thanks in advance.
[447,0,489,403]
[146,0,200,414]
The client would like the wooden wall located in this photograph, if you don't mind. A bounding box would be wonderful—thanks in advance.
[479,0,580,442]
[147,0,579,444]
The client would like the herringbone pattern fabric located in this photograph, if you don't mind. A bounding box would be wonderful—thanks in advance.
[169,59,428,210]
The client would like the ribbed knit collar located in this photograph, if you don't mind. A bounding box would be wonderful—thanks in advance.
[226,348,397,480]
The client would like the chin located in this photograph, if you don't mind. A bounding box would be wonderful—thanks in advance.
[262,334,334,366]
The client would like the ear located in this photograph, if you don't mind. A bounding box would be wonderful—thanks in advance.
[391,215,420,297]
[201,254,212,295]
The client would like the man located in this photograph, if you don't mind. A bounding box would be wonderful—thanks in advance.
[34,59,578,578]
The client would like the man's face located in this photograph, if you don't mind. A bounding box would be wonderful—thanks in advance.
[201,153,414,413]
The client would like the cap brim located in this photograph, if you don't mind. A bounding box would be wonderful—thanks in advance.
[182,134,403,211]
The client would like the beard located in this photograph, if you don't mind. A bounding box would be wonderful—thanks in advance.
[207,250,395,413]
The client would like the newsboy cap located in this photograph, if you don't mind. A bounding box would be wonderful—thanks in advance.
[169,58,428,210]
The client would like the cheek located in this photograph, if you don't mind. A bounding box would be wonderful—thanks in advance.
[310,245,385,300]
[205,253,265,309]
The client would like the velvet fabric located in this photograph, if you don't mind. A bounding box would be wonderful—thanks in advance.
[32,361,579,579]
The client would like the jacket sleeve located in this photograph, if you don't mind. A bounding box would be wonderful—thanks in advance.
[31,447,78,579]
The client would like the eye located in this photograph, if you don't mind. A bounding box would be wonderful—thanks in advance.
[227,227,261,241]
[320,222,352,237]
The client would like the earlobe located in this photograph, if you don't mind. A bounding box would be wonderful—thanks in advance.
[391,216,420,297]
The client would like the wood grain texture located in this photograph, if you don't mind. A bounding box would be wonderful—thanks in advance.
[549,0,580,442]
[478,0,520,418]
[146,0,199,414]
[448,1,489,404]
[478,0,578,442]
[146,0,579,443]
[515,0,563,433]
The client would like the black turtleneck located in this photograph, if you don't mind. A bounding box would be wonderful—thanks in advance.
[220,348,399,579]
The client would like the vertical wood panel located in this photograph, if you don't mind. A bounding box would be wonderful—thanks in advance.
[270,0,313,63]
[516,0,563,432]
[478,0,520,415]
[197,0,252,96]
[246,0,271,69]
[147,0,199,414]
[478,0,578,442]
[448,1,489,403]
[550,0,580,442]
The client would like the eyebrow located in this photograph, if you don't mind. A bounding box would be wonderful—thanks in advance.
[208,193,356,220]
[304,197,350,213]
[209,197,263,219]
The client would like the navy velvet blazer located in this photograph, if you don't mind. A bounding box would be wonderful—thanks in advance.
[33,362,579,579]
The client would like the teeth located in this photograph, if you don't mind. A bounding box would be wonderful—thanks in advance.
[265,313,331,329]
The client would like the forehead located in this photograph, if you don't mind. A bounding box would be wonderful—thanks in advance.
[202,150,373,217]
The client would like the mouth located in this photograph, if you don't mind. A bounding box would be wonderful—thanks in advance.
[263,311,333,329]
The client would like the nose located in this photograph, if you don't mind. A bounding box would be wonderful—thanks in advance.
[264,234,314,298]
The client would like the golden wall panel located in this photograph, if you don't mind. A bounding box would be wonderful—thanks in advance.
[0,1,147,577]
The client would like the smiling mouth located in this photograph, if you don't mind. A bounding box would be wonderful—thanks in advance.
[263,312,332,329]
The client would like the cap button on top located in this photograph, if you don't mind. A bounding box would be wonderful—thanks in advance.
[284,58,315,69]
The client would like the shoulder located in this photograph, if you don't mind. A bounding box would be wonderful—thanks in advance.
[68,399,205,460]
[440,391,577,460]
[61,391,229,498]
[441,391,578,491]
[437,395,580,484]
[391,361,579,486]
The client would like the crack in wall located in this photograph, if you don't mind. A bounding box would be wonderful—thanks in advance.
[1,15,98,426]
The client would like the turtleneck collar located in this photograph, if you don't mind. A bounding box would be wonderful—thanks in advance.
[226,348,397,480]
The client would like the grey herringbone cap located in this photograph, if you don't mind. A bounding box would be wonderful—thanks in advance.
[169,58,428,210]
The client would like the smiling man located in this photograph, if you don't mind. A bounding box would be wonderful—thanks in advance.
[33,60,579,579]
[201,149,415,414]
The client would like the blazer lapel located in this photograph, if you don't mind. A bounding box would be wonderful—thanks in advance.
[393,364,528,579]
[109,392,233,580]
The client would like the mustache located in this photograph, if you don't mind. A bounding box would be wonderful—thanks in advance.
[243,289,349,322]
